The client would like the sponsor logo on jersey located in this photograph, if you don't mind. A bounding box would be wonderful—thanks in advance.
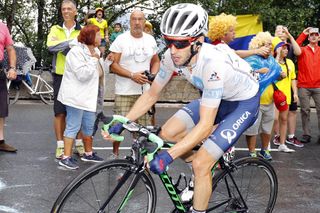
[208,72,220,82]
[203,88,223,99]
[221,129,237,144]
[232,111,251,130]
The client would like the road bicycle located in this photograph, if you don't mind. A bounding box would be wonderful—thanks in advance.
[51,113,278,213]
[7,67,54,105]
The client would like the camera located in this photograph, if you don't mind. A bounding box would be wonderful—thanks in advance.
[144,70,156,82]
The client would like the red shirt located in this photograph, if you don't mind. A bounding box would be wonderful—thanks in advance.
[296,32,320,88]
[0,22,13,61]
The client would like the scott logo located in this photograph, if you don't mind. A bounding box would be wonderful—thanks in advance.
[233,111,251,130]
[221,129,237,144]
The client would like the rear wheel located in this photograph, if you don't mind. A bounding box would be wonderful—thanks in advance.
[208,157,278,213]
[52,159,157,213]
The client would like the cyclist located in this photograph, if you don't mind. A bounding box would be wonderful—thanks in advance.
[103,3,260,213]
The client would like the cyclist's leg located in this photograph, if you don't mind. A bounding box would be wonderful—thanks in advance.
[160,100,201,161]
[192,147,216,211]
[193,93,259,210]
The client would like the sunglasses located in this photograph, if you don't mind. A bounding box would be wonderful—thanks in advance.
[163,36,197,49]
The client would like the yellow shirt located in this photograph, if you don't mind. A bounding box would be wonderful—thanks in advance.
[89,18,108,37]
[260,58,296,105]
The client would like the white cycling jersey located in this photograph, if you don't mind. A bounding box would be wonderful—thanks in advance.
[155,43,259,108]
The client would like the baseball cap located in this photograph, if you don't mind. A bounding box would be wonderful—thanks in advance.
[309,27,319,34]
[273,89,288,111]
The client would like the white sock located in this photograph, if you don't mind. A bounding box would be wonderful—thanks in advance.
[57,140,64,147]
[288,134,294,139]
[75,139,83,146]
[190,207,206,213]
[85,151,93,156]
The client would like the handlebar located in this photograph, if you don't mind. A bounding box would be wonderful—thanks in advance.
[94,112,164,161]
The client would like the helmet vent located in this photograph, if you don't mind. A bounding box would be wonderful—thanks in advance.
[185,16,198,30]
[175,14,189,33]
[168,11,178,34]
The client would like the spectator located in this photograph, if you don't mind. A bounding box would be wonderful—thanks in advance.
[295,27,320,144]
[244,32,293,160]
[109,9,160,159]
[57,25,104,170]
[86,7,109,57]
[47,0,84,159]
[109,23,123,43]
[272,37,303,148]
[0,21,17,152]
[207,13,270,58]
[273,27,303,147]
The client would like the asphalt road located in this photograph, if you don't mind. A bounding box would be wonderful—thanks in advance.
[0,102,319,213]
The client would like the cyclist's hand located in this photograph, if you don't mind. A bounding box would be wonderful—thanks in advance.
[101,123,124,141]
[149,151,173,175]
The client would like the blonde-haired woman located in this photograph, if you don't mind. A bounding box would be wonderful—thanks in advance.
[243,31,287,160]
[208,13,237,44]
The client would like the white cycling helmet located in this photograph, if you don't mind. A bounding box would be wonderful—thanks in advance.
[160,3,208,38]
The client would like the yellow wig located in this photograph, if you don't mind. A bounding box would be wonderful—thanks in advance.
[208,13,237,41]
[248,32,272,50]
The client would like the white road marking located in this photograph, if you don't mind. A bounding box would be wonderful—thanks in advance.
[93,147,280,152]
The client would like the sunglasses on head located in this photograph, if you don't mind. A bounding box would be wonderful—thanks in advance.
[163,36,197,49]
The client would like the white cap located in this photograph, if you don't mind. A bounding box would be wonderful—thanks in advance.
[309,27,319,34]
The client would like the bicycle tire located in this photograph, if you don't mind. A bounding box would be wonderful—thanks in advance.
[51,159,157,213]
[8,85,20,105]
[39,72,54,105]
[208,157,278,213]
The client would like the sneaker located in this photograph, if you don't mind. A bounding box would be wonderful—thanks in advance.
[286,136,304,148]
[55,146,64,159]
[278,144,295,153]
[81,152,104,163]
[301,135,312,144]
[249,151,257,158]
[108,153,119,160]
[272,135,280,146]
[59,157,79,170]
[0,141,17,152]
[74,144,85,157]
[258,150,272,161]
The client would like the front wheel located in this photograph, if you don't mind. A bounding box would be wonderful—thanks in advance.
[208,157,278,213]
[51,159,157,213]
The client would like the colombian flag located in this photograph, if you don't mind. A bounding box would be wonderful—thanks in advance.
[229,15,263,50]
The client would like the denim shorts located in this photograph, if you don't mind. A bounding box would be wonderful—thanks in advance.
[64,105,96,138]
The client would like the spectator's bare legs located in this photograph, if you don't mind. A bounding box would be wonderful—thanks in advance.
[83,135,93,153]
[0,117,4,140]
[287,111,297,136]
[273,109,288,145]
[99,46,106,58]
[260,133,271,150]
[113,142,120,156]
[54,113,66,141]
[63,137,73,156]
[246,135,257,153]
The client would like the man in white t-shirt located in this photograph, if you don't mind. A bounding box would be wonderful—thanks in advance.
[109,9,160,158]
[104,3,260,213]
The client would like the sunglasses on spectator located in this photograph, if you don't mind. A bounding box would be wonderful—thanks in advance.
[164,36,197,49]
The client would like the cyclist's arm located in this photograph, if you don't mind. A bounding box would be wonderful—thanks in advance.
[126,66,173,121]
[150,54,160,75]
